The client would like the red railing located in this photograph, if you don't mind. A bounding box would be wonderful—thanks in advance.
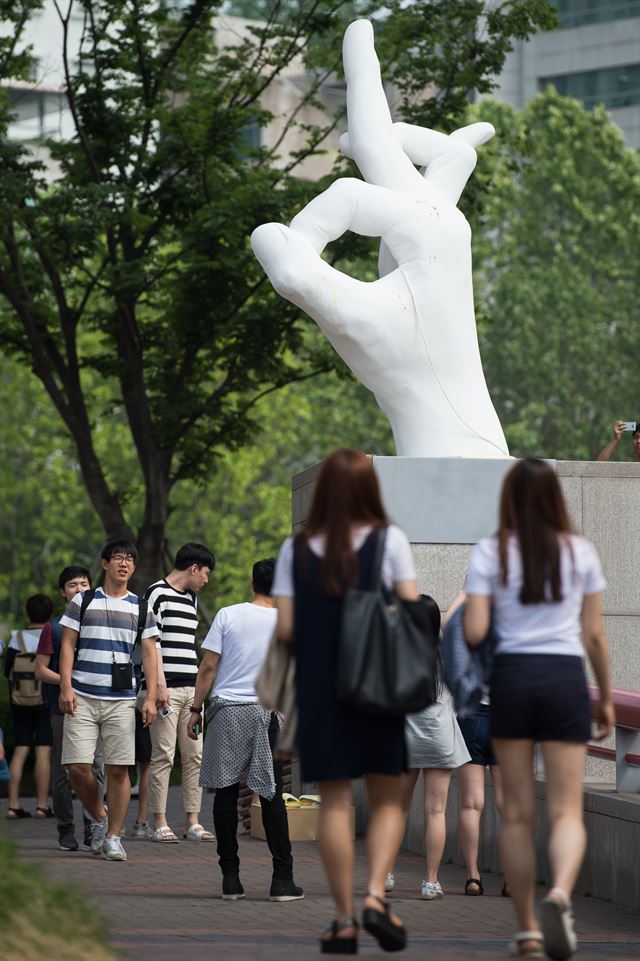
[587,686,640,780]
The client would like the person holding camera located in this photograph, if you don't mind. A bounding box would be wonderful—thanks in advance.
[597,420,640,462]
[58,540,159,862]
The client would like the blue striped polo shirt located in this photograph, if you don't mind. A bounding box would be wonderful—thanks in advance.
[60,587,158,700]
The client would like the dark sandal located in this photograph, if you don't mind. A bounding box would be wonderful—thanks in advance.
[6,807,32,820]
[465,878,484,896]
[35,806,54,818]
[320,918,358,955]
[362,892,407,952]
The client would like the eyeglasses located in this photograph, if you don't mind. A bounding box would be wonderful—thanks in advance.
[110,553,136,565]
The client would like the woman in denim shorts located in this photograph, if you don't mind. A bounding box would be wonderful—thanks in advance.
[464,459,613,961]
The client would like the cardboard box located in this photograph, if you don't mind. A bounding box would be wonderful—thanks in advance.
[250,798,355,842]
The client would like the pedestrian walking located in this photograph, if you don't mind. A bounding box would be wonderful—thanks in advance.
[143,542,215,843]
[58,540,159,862]
[4,594,54,819]
[464,458,614,960]
[272,448,418,954]
[188,558,303,902]
[35,565,106,851]
[386,596,470,902]
[443,588,506,898]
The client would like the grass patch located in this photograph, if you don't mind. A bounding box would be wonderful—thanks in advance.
[0,832,118,961]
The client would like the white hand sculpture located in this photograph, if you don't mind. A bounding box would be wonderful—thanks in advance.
[251,18,509,458]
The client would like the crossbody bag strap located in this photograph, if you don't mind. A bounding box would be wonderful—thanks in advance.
[369,525,388,590]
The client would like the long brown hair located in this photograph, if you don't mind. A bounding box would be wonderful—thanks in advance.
[497,458,572,604]
[305,448,389,596]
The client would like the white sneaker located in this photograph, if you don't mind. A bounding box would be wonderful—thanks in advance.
[89,817,107,856]
[102,835,127,861]
[421,880,444,900]
[385,873,396,894]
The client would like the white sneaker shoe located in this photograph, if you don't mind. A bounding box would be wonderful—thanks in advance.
[385,873,396,894]
[102,835,127,861]
[421,880,444,900]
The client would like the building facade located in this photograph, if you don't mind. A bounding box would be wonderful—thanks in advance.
[493,1,640,148]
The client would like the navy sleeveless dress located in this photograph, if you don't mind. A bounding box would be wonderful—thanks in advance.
[293,531,407,783]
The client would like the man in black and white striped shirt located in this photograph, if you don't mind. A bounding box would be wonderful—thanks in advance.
[142,543,215,843]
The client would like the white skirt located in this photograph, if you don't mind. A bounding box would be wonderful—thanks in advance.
[405,687,471,769]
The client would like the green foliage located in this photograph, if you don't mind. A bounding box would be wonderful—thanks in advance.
[469,89,640,460]
[0,831,116,961]
[0,1,555,586]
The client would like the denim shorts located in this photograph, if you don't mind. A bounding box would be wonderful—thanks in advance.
[458,704,495,767]
[489,654,591,742]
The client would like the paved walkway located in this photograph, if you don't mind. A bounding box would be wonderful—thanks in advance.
[7,788,640,960]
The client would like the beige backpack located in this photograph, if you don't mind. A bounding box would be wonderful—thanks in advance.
[9,630,43,708]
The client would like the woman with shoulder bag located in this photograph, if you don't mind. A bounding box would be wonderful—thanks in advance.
[464,458,614,961]
[273,448,419,955]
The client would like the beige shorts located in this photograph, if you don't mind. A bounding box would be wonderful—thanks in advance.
[62,694,136,767]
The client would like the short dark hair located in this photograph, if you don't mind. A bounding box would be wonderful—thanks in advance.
[252,558,276,597]
[58,565,92,590]
[26,593,54,623]
[633,423,640,438]
[101,539,139,564]
[174,543,215,572]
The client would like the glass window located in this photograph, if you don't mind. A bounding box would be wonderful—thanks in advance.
[540,63,640,108]
[553,1,640,28]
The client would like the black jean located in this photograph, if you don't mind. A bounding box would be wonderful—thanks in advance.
[213,712,293,880]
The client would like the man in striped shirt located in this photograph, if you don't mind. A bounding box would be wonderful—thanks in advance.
[143,542,215,843]
[58,540,159,862]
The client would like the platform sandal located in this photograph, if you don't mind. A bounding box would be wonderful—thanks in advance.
[464,877,483,896]
[362,892,407,952]
[509,931,544,959]
[320,918,358,954]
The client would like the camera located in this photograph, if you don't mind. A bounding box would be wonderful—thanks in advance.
[160,705,174,719]
[621,421,637,432]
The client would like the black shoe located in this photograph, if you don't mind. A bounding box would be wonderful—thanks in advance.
[321,918,358,954]
[269,878,304,902]
[81,825,92,851]
[362,893,406,952]
[57,826,79,851]
[222,874,245,901]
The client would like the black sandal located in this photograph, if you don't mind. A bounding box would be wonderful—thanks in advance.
[362,892,407,952]
[465,878,484,896]
[6,807,32,820]
[320,918,358,955]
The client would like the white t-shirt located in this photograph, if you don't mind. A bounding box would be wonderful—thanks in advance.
[201,602,277,702]
[8,628,42,654]
[272,523,416,597]
[466,533,606,657]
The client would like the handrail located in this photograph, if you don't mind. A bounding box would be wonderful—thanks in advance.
[588,684,640,730]
[587,686,640,792]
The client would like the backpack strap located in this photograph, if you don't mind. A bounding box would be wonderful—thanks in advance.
[15,630,26,654]
[369,525,388,591]
[135,596,148,646]
[78,588,97,635]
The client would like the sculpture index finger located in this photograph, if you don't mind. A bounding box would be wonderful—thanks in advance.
[342,19,422,194]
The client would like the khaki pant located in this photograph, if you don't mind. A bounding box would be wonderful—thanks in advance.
[143,686,203,815]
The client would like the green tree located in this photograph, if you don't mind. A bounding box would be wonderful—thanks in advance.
[470,90,640,460]
[0,0,554,584]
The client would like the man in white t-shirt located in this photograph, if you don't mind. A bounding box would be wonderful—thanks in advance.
[188,559,303,903]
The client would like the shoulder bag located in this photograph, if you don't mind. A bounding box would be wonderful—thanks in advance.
[337,527,438,717]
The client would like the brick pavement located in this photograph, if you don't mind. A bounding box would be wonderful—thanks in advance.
[6,787,639,961]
